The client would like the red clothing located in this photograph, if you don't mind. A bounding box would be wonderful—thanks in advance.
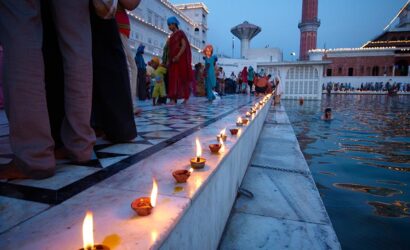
[115,8,130,38]
[241,68,248,83]
[167,30,192,100]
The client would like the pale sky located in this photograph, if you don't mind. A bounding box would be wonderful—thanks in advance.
[170,0,407,60]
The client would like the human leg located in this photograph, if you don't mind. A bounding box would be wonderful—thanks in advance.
[50,0,95,162]
[0,0,55,178]
[120,33,138,107]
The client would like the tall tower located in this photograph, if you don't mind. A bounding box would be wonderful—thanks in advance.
[298,0,320,60]
[231,21,261,59]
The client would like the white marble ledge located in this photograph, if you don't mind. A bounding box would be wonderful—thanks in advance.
[0,186,190,250]
[220,212,341,250]
[98,99,273,201]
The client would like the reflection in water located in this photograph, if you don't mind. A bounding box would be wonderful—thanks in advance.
[368,201,410,218]
[376,180,407,186]
[334,183,402,197]
[319,171,336,176]
[284,95,410,249]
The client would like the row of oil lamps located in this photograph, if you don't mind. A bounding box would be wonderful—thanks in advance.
[79,94,271,250]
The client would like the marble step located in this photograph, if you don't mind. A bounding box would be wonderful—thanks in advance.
[0,96,273,250]
[219,104,341,250]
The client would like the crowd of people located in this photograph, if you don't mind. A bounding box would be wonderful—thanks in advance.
[0,0,280,180]
[323,80,410,93]
[190,62,282,101]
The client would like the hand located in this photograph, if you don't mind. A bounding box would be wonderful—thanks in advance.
[172,56,180,63]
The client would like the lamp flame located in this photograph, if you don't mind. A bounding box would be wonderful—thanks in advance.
[82,211,94,250]
[150,178,158,207]
[196,138,202,158]
[237,117,242,123]
[220,128,226,137]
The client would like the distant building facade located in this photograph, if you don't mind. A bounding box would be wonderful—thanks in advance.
[309,2,410,78]
[127,1,208,64]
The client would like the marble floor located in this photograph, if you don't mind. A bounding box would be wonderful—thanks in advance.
[0,95,255,205]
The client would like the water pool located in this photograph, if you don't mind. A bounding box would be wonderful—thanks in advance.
[283,94,410,250]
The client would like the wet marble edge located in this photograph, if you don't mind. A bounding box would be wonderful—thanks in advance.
[220,212,341,250]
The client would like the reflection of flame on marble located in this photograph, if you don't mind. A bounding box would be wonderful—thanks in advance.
[151,230,158,243]
[237,128,242,137]
[195,177,203,189]
[220,138,225,153]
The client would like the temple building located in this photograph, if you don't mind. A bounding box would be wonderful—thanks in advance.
[126,0,209,64]
[309,2,410,77]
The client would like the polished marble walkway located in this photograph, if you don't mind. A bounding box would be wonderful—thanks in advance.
[0,95,254,205]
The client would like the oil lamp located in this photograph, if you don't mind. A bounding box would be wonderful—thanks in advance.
[242,118,249,125]
[172,168,193,183]
[190,138,206,169]
[131,179,158,216]
[79,212,109,250]
[230,128,239,135]
[245,111,251,117]
[236,117,243,126]
[209,143,222,153]
[216,128,227,142]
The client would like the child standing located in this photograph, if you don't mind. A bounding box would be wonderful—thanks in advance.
[152,64,167,105]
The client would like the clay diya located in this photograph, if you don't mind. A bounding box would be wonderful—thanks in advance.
[245,112,251,117]
[172,169,191,183]
[242,118,249,125]
[209,143,222,153]
[131,179,158,216]
[190,138,206,169]
[230,128,239,135]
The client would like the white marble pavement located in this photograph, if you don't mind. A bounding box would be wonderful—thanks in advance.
[219,104,341,250]
[0,95,273,249]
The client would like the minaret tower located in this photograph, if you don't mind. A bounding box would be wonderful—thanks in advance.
[298,0,320,60]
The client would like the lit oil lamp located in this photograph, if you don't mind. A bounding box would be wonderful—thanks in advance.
[172,168,193,183]
[190,138,206,169]
[230,128,239,135]
[209,143,222,153]
[245,111,251,117]
[131,179,158,216]
[242,118,249,125]
[259,101,263,105]
[216,128,227,142]
[79,212,109,250]
[236,117,243,126]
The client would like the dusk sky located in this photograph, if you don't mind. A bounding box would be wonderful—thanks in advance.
[170,0,408,60]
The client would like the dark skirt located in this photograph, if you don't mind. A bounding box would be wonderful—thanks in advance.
[90,4,137,142]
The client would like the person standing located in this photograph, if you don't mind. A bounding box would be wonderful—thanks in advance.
[116,0,141,114]
[0,0,95,179]
[165,16,193,105]
[135,44,147,100]
[203,45,217,101]
[217,67,225,96]
[241,66,248,94]
[274,76,284,104]
[247,66,255,94]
